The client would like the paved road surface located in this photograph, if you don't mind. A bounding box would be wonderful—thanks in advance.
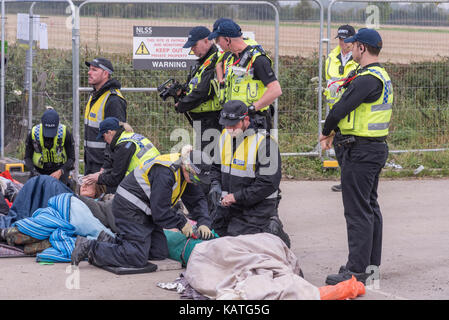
[0,178,447,300]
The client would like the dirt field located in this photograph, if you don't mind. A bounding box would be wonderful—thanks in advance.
[1,178,448,301]
[4,14,449,63]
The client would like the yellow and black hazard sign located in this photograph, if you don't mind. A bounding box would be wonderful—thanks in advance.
[135,41,150,55]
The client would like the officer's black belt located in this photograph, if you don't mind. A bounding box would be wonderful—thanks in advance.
[336,135,386,147]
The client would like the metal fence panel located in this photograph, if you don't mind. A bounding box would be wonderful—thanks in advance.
[0,0,74,160]
[328,0,449,154]
[77,0,280,174]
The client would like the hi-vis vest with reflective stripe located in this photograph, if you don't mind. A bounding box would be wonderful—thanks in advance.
[324,46,358,109]
[84,89,125,149]
[31,124,67,169]
[115,153,187,216]
[338,66,393,137]
[116,131,160,176]
[223,47,271,112]
[187,51,221,113]
[218,129,278,200]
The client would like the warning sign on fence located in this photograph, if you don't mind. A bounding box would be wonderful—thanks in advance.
[133,26,197,70]
[135,41,150,55]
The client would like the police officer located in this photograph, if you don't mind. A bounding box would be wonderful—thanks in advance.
[211,18,262,86]
[208,19,282,131]
[24,108,75,185]
[175,26,222,153]
[71,147,213,268]
[324,25,359,192]
[320,29,392,285]
[84,57,127,175]
[209,100,290,247]
[82,117,160,194]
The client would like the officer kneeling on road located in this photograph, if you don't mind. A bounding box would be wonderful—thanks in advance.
[82,117,160,194]
[24,108,75,186]
[209,100,290,247]
[71,146,213,268]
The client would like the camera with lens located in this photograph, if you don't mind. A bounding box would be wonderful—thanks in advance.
[157,78,187,103]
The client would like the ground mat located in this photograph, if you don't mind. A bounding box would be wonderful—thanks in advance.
[0,243,32,258]
[100,262,158,275]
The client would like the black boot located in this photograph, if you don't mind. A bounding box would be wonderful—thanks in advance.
[265,216,291,248]
[325,268,371,285]
[71,236,93,266]
[331,184,342,192]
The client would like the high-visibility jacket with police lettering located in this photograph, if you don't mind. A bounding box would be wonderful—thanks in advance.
[115,131,160,176]
[223,47,272,112]
[115,153,187,216]
[187,50,221,113]
[324,46,359,109]
[31,124,67,169]
[338,65,393,137]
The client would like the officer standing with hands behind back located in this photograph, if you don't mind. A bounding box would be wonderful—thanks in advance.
[320,28,393,285]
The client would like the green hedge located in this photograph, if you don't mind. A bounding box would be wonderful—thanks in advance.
[4,44,449,177]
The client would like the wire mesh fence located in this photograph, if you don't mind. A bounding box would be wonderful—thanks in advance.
[1,0,449,172]
[327,0,449,152]
[1,1,73,157]
[78,1,281,157]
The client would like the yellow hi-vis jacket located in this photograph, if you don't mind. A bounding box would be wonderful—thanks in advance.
[115,131,160,176]
[338,66,393,137]
[31,124,67,169]
[324,46,359,109]
[115,153,187,216]
[84,89,125,150]
[223,47,272,112]
[187,51,221,113]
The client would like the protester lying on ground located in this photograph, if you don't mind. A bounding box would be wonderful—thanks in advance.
[82,117,159,194]
[179,233,365,300]
[0,175,72,229]
[164,228,219,267]
[0,192,115,262]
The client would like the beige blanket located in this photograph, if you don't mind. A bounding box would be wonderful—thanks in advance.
[185,233,320,300]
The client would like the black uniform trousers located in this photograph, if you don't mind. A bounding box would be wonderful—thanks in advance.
[191,111,222,196]
[190,111,222,153]
[88,193,169,268]
[332,131,345,166]
[340,139,388,274]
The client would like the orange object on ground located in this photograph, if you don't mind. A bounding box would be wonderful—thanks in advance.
[319,276,366,300]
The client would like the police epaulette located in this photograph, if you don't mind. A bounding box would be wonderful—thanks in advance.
[110,88,118,95]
